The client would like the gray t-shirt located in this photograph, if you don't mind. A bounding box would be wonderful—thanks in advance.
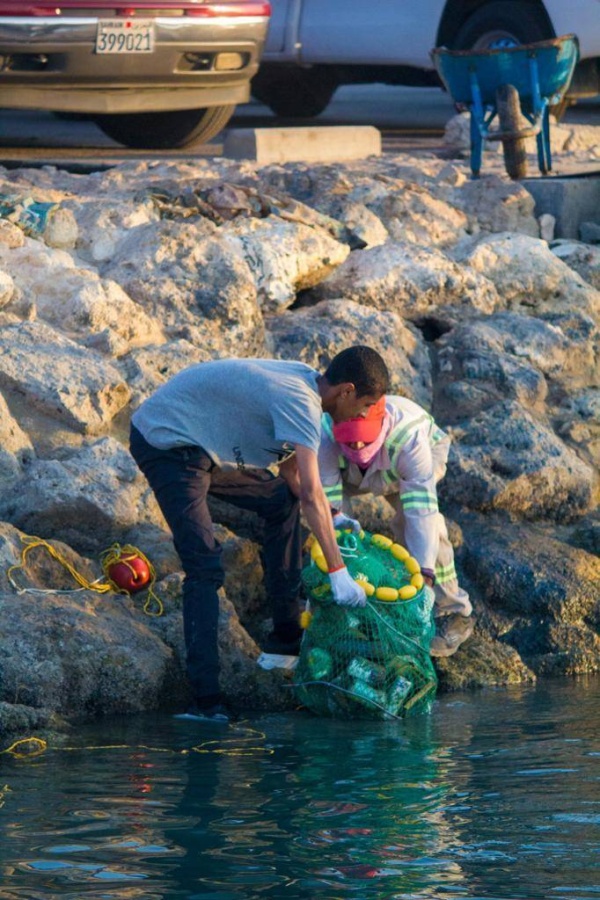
[131,358,322,470]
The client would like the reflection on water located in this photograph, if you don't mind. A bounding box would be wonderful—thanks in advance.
[0,677,599,900]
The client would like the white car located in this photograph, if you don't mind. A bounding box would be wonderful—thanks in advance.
[252,0,600,117]
[0,0,271,147]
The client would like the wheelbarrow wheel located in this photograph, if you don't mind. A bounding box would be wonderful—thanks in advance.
[496,84,528,180]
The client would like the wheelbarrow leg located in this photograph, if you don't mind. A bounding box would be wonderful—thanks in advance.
[536,104,552,174]
[529,54,552,175]
[470,112,483,178]
[469,69,485,178]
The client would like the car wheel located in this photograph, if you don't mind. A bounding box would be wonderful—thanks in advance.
[93,105,236,149]
[453,2,566,118]
[252,67,338,118]
[453,1,553,52]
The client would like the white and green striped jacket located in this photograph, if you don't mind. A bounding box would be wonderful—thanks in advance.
[318,396,450,571]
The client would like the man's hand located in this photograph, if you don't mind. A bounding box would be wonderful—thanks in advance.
[332,511,362,534]
[329,566,367,607]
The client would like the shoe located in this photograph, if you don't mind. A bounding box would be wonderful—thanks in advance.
[262,631,302,656]
[174,702,231,723]
[430,614,475,658]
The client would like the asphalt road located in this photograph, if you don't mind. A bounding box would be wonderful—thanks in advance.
[0,84,597,165]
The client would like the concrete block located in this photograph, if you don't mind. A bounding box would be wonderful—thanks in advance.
[223,126,381,164]
[522,174,600,240]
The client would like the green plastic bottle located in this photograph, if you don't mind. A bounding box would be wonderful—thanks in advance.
[307,647,333,680]
[349,679,387,709]
[347,656,387,687]
[385,675,413,716]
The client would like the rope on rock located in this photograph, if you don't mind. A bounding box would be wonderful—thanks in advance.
[6,535,163,616]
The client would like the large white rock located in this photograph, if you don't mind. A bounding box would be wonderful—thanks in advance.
[0,320,130,434]
[0,269,15,308]
[451,175,540,237]
[456,232,600,320]
[342,180,469,249]
[66,196,159,263]
[0,234,165,350]
[223,216,350,313]
[313,240,500,322]
[101,220,267,356]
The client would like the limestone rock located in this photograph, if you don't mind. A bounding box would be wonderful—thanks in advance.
[550,240,600,290]
[435,312,598,421]
[0,233,165,349]
[267,298,432,408]
[442,401,597,522]
[312,240,500,325]
[0,321,130,434]
[346,180,469,248]
[0,523,180,716]
[66,196,159,263]
[459,515,600,675]
[224,216,350,313]
[0,437,161,552]
[0,390,34,493]
[0,219,25,249]
[555,388,600,472]
[452,175,540,237]
[0,268,15,308]
[456,232,600,320]
[101,220,266,356]
[318,199,389,248]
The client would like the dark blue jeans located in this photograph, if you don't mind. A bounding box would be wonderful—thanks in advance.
[130,425,302,702]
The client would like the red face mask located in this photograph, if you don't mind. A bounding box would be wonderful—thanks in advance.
[332,396,386,444]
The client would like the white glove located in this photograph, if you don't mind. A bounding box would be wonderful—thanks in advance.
[332,511,362,534]
[329,566,367,607]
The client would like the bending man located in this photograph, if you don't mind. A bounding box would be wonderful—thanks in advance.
[130,346,390,722]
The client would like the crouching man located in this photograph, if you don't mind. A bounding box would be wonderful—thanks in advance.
[318,394,474,657]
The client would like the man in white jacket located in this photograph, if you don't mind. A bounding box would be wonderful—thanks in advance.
[318,394,474,657]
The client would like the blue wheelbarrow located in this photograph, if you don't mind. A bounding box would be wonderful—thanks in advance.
[431,35,579,179]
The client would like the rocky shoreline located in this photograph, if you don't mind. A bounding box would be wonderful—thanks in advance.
[0,118,598,743]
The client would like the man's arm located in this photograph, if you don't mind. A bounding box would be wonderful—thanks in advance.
[294,444,343,571]
[293,444,366,607]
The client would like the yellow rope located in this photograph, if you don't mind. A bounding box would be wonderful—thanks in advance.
[7,535,163,616]
[0,737,48,758]
[0,729,272,760]
[7,535,112,595]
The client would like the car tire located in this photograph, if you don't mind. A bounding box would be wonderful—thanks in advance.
[93,104,236,149]
[453,1,553,52]
[251,67,338,118]
[453,2,568,118]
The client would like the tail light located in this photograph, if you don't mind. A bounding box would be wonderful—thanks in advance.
[186,2,271,15]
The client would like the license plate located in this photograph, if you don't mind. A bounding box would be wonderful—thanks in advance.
[95,19,155,54]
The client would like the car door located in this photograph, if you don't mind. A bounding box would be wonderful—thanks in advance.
[297,0,445,67]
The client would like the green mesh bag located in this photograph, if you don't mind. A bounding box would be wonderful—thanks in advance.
[294,530,438,720]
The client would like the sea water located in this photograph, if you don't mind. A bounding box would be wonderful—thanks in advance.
[0,676,598,899]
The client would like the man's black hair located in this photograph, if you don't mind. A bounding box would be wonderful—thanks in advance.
[325,346,390,397]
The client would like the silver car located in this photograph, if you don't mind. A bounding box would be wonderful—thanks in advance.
[0,0,271,147]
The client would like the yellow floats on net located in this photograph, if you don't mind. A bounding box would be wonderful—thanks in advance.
[309,532,425,603]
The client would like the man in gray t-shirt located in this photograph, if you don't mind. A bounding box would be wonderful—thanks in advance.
[130,347,389,723]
